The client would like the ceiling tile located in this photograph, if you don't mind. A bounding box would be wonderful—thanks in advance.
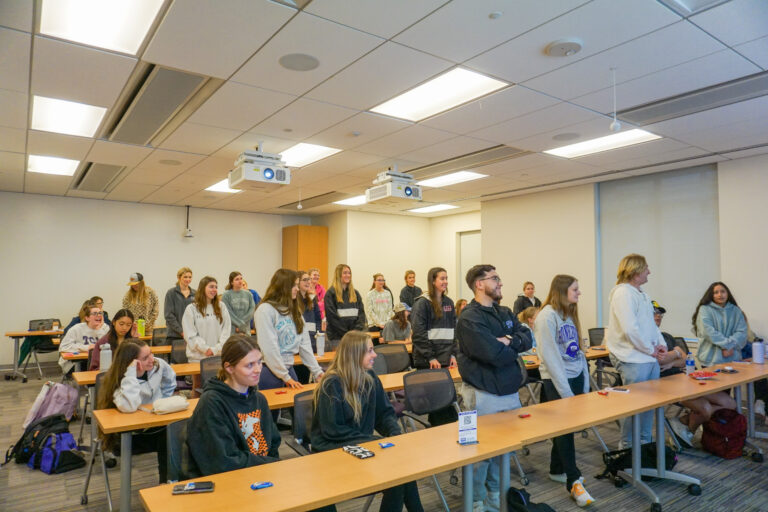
[142,186,198,205]
[305,112,411,150]
[0,28,30,92]
[0,169,23,192]
[510,117,632,153]
[185,156,234,177]
[85,140,153,167]
[0,88,27,130]
[0,150,24,192]
[355,124,455,158]
[735,36,768,69]
[0,1,33,32]
[400,136,496,164]
[65,189,107,199]
[466,0,680,83]
[143,0,295,79]
[575,137,693,166]
[720,146,768,160]
[306,42,453,110]
[0,126,25,153]
[177,190,240,208]
[188,82,296,131]
[690,0,768,46]
[296,151,382,183]
[138,148,206,172]
[106,182,159,202]
[674,117,768,153]
[158,122,242,155]
[214,132,296,160]
[470,102,598,144]
[252,98,357,140]
[24,172,72,195]
[609,146,711,171]
[233,12,383,95]
[164,170,223,192]
[395,0,588,63]
[27,130,93,160]
[120,165,186,186]
[345,157,422,178]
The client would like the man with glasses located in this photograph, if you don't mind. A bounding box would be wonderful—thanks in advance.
[456,264,532,512]
[58,305,109,376]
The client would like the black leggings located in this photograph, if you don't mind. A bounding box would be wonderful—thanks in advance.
[541,372,585,490]
[114,426,167,484]
[315,480,423,512]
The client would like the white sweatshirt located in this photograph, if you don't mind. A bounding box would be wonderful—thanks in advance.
[604,283,664,363]
[534,305,589,398]
[182,302,231,362]
[58,322,109,374]
[113,359,177,413]
[255,302,323,382]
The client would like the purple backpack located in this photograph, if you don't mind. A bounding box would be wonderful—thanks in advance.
[27,429,85,474]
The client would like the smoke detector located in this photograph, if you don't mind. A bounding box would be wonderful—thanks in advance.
[545,38,583,57]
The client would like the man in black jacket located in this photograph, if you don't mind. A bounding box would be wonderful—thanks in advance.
[457,264,532,512]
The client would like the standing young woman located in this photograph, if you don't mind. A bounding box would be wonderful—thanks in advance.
[185,335,281,477]
[222,271,256,336]
[694,282,748,367]
[311,331,424,512]
[98,339,176,483]
[411,267,458,369]
[298,270,323,353]
[309,268,326,328]
[183,276,231,362]
[324,264,366,350]
[382,303,412,343]
[255,269,324,390]
[534,275,594,507]
[90,309,134,370]
[122,273,159,331]
[365,273,394,340]
[513,281,542,316]
[164,267,195,345]
[399,270,422,309]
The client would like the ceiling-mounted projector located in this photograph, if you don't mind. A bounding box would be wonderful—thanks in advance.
[228,145,290,191]
[365,167,422,203]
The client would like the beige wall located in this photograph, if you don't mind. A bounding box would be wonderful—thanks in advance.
[312,211,349,283]
[482,184,598,331]
[718,154,768,335]
[429,211,481,298]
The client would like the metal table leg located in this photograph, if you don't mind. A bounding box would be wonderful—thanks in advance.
[617,413,659,505]
[5,336,27,382]
[463,463,473,511]
[499,453,510,512]
[120,432,132,511]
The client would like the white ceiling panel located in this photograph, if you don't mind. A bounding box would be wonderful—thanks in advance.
[86,141,154,167]
[354,124,455,158]
[735,36,768,69]
[24,172,71,195]
[609,146,712,171]
[188,82,296,131]
[470,102,598,144]
[0,88,27,130]
[676,117,768,153]
[252,98,357,140]
[625,155,726,176]
[66,189,108,199]
[473,153,554,176]
[0,27,30,93]
[690,0,768,47]
[466,0,680,84]
[420,188,467,203]
[141,186,199,205]
[0,150,24,192]
[296,151,382,182]
[185,156,234,177]
[572,49,761,113]
[139,148,207,173]
[305,112,411,150]
[0,1,33,32]
[120,165,186,186]
[27,130,93,160]
[0,169,23,192]
[510,116,640,153]
[344,157,422,178]
[214,132,296,160]
[720,146,768,160]
[143,0,294,79]
[0,126,25,153]
[173,190,227,207]
[106,182,159,202]
[31,37,137,107]
[395,0,588,63]
[232,12,383,96]
[523,21,725,101]
[306,42,453,110]
[158,122,241,155]
[575,137,694,166]
[399,136,496,164]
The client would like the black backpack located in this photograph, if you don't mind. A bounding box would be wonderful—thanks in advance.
[3,414,71,465]
[507,486,556,512]
[596,442,677,486]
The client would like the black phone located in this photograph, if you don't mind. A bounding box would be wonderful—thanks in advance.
[172,481,215,495]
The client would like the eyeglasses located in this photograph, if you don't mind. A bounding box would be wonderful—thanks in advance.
[375,279,386,282]
[480,276,501,283]
[300,278,311,282]
[89,312,103,317]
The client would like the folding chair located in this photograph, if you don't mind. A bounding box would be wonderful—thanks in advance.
[80,373,113,509]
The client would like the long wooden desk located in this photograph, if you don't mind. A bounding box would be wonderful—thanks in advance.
[62,344,170,361]
[4,329,62,382]
[296,343,412,366]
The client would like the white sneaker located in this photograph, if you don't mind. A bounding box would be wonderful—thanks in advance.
[669,417,694,449]
[485,491,500,511]
[549,473,567,483]
[756,399,766,417]
[570,477,595,507]
[472,500,485,512]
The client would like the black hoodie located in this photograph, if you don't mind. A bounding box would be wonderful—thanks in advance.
[512,294,541,316]
[186,377,280,477]
[324,286,366,342]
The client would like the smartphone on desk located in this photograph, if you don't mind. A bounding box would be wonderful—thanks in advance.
[172,481,215,495]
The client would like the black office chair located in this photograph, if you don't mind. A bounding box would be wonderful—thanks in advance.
[80,372,113,509]
[171,339,188,364]
[588,328,605,346]
[285,390,315,456]
[589,327,622,388]
[151,327,168,346]
[517,356,542,406]
[372,354,389,376]
[674,337,690,355]
[22,318,61,379]
[194,356,221,394]
[166,419,190,482]
[373,344,411,373]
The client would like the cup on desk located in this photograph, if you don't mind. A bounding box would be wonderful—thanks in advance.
[753,341,765,364]
[316,333,325,356]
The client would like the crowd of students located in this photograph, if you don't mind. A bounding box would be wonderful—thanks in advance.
[52,255,757,511]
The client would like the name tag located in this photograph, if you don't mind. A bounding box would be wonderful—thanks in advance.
[338,308,358,318]
[305,321,316,332]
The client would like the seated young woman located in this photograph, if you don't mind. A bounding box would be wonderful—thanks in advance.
[98,339,177,483]
[90,309,134,370]
[311,331,424,512]
[381,302,412,343]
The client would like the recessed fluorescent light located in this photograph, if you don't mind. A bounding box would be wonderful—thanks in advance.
[32,96,107,137]
[281,143,341,168]
[543,129,661,159]
[418,170,488,188]
[205,179,242,193]
[333,195,367,206]
[27,155,80,176]
[370,68,508,122]
[40,0,164,55]
[408,204,459,213]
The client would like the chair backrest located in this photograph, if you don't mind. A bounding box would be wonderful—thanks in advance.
[199,356,221,388]
[152,327,168,346]
[94,372,107,410]
[516,356,530,388]
[403,368,457,415]
[292,390,315,450]
[166,419,189,482]
[29,318,57,331]
[674,337,690,354]
[373,344,411,373]
[372,354,388,375]
[588,328,605,347]
[171,339,188,364]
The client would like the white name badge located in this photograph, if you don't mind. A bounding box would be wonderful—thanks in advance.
[305,321,316,332]
[458,410,478,445]
[338,308,358,318]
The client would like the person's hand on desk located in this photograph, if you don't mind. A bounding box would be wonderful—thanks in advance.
[205,348,214,357]
[284,378,303,389]
[429,359,441,369]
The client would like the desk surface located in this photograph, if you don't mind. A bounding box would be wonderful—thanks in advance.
[72,362,200,386]
[62,343,169,360]
[5,329,63,337]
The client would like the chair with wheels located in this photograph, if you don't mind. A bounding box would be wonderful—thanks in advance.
[166,419,190,482]
[194,356,221,394]
[589,328,622,388]
[171,339,188,364]
[80,372,113,509]
[285,390,315,456]
[151,327,168,346]
[373,344,411,373]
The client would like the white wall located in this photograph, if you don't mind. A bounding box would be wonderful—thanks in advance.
[430,211,481,299]
[718,154,768,336]
[0,192,297,366]
[313,211,348,284]
[482,185,598,330]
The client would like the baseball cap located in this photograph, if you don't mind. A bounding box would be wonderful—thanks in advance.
[127,272,144,286]
[651,300,666,314]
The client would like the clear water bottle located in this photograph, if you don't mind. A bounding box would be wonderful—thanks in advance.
[100,343,112,372]
[685,352,695,376]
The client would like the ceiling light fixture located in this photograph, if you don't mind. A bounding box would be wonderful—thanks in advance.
[370,68,508,122]
[281,143,341,168]
[31,96,107,137]
[333,195,367,206]
[205,179,242,193]
[408,204,459,213]
[40,0,164,55]
[544,129,661,158]
[27,155,80,176]
[417,170,488,188]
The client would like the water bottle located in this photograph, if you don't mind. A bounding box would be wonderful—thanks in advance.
[685,352,695,375]
[100,343,112,372]
[316,333,326,356]
[753,339,765,364]
[137,318,146,337]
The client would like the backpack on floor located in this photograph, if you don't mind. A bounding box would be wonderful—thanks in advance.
[507,486,556,512]
[26,430,85,474]
[702,408,747,459]
[595,442,678,486]
[4,414,70,465]
[23,382,78,428]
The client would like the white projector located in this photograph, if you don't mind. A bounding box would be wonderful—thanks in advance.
[228,148,290,190]
[365,168,422,203]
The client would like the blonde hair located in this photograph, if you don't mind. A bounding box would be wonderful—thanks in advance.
[331,264,357,303]
[540,275,581,342]
[125,280,149,305]
[616,253,648,284]
[313,331,373,424]
[517,306,539,325]
[404,270,415,281]
[176,267,192,280]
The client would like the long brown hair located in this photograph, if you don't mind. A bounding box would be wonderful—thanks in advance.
[692,281,740,328]
[540,275,581,342]
[313,331,373,424]
[225,271,241,291]
[331,264,357,303]
[125,280,149,305]
[392,309,408,330]
[426,267,448,320]
[217,335,261,381]
[77,299,95,321]
[194,276,223,322]
[261,269,304,334]
[297,270,315,310]
[106,309,134,350]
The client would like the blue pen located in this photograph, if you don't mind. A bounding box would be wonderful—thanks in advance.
[251,481,273,490]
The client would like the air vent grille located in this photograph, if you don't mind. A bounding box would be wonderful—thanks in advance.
[74,163,125,192]
[408,145,529,179]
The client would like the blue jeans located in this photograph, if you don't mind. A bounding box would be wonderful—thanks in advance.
[458,383,522,502]
[609,355,660,447]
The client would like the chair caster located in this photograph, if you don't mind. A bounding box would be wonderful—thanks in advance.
[650,503,662,512]
[3,374,9,380]
[751,452,764,463]
[522,447,530,456]
[688,484,702,496]
[106,458,117,469]
[449,475,459,485]
[520,477,529,486]
[581,430,589,439]
[22,377,28,383]
[80,496,88,505]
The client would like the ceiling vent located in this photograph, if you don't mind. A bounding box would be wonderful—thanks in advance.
[73,163,126,192]
[618,71,768,126]
[408,145,530,179]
